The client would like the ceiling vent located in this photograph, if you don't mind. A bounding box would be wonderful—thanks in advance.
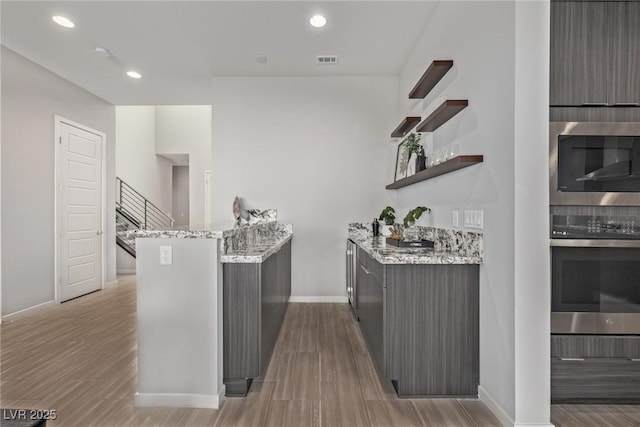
[316,55,338,64]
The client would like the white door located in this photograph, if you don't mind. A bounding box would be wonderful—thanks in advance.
[57,120,104,302]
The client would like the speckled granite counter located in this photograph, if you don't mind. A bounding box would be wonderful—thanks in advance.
[348,223,483,264]
[131,222,293,264]
[131,226,227,239]
[220,233,292,263]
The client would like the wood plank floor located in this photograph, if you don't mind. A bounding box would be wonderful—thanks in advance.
[0,275,637,426]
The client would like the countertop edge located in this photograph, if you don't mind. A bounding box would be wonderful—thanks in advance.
[352,237,483,265]
[132,229,224,239]
[221,234,292,264]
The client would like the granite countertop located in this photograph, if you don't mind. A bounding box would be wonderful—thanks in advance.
[220,234,292,263]
[130,221,294,264]
[351,235,482,265]
[348,223,483,265]
[130,223,234,239]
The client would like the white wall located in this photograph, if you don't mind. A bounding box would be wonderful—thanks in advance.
[513,1,550,425]
[394,2,550,425]
[1,47,116,315]
[155,105,211,226]
[116,245,136,274]
[211,76,396,299]
[115,106,173,214]
[172,166,190,227]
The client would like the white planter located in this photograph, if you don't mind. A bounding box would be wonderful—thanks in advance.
[380,224,393,237]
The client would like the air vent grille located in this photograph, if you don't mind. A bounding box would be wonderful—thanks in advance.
[316,55,338,64]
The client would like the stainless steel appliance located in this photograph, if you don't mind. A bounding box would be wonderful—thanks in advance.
[551,214,640,334]
[550,121,640,206]
[346,239,358,318]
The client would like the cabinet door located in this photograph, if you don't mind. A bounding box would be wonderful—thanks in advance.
[276,241,291,321]
[280,240,291,303]
[608,1,640,105]
[366,259,385,372]
[260,253,279,371]
[550,1,608,106]
[552,358,640,402]
[357,255,385,372]
[385,264,479,396]
[223,263,261,379]
[356,255,369,331]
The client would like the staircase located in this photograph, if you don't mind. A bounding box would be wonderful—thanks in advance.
[116,177,175,257]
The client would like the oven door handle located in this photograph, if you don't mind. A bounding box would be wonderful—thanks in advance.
[550,239,640,248]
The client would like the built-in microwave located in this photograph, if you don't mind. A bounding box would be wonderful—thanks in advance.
[550,122,640,206]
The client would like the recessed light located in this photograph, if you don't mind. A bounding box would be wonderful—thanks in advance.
[52,15,75,28]
[309,15,327,28]
[126,71,142,79]
[94,47,111,57]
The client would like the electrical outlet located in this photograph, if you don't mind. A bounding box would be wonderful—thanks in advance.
[463,210,484,229]
[160,245,173,265]
[452,210,459,227]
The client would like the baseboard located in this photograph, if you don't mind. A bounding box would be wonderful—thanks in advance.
[105,280,119,288]
[478,385,515,427]
[1,300,56,322]
[134,387,225,409]
[478,386,555,427]
[288,296,348,303]
[515,423,555,426]
[116,269,136,275]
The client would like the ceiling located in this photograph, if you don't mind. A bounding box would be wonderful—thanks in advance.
[1,1,438,105]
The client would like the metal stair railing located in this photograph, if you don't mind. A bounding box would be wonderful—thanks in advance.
[116,177,175,230]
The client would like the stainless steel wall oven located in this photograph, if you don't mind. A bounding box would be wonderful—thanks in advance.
[551,214,640,334]
[550,122,640,206]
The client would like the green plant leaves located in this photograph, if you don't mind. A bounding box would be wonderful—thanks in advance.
[403,206,430,228]
[378,206,396,225]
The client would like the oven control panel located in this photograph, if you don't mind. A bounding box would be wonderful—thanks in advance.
[551,215,640,239]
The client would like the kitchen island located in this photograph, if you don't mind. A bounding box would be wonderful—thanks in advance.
[220,224,292,396]
[348,223,483,397]
[133,222,292,407]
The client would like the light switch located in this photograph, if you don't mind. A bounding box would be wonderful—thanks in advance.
[452,211,459,227]
[160,245,173,265]
[464,210,484,229]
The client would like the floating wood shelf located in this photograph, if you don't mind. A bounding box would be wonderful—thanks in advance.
[416,100,468,133]
[386,155,483,190]
[409,60,454,99]
[390,116,421,138]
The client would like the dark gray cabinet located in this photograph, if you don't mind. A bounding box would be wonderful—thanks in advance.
[551,334,640,403]
[223,240,292,396]
[356,248,479,397]
[550,1,640,107]
[357,248,385,371]
[608,1,640,105]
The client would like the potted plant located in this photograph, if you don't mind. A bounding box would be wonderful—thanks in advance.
[404,133,426,174]
[403,206,431,228]
[378,206,396,237]
[402,206,430,242]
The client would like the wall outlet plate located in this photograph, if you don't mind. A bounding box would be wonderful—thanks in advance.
[160,245,173,265]
[452,210,459,227]
[464,210,484,229]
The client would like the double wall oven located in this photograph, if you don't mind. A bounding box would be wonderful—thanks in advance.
[550,215,640,334]
[550,122,640,335]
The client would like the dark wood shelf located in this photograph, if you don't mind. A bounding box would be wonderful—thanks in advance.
[386,155,483,190]
[416,100,468,132]
[390,116,421,138]
[409,60,454,99]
